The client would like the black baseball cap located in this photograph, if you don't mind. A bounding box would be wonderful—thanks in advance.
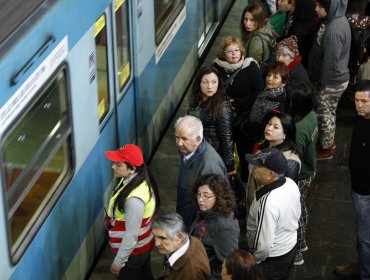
[245,147,287,176]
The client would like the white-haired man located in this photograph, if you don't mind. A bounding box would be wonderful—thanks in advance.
[174,115,227,230]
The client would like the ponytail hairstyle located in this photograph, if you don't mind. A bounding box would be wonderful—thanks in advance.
[114,163,160,213]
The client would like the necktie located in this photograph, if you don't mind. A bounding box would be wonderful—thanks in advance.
[163,257,171,269]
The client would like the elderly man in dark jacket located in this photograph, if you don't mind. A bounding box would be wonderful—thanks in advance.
[174,115,227,230]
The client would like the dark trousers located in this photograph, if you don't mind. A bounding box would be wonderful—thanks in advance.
[260,245,296,280]
[176,201,196,232]
[118,250,154,280]
[234,128,256,182]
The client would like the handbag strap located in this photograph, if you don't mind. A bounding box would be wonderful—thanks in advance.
[247,33,270,63]
[224,66,242,88]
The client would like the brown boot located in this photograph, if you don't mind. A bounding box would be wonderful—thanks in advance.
[335,263,358,277]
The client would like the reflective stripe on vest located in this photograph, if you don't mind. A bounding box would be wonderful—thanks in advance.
[105,180,156,255]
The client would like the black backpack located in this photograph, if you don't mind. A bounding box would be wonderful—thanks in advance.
[347,16,370,82]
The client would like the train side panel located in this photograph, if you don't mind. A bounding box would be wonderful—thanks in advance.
[0,1,114,279]
[0,0,235,279]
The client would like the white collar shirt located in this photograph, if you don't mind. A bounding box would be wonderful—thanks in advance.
[167,237,190,267]
[183,151,195,162]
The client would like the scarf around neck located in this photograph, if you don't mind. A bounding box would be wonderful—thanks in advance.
[213,56,258,73]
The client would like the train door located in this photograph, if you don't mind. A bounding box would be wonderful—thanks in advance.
[197,0,218,57]
[94,7,118,151]
[94,0,135,147]
[111,0,136,146]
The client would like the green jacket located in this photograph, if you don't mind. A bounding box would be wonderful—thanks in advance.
[244,26,276,65]
[296,111,318,180]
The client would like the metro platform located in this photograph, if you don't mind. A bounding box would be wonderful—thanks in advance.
[89,0,359,279]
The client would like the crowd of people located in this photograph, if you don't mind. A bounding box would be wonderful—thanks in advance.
[101,1,370,279]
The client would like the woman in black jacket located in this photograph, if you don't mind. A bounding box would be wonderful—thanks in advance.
[246,110,301,206]
[212,36,264,180]
[245,61,290,144]
[259,110,301,183]
[188,66,234,174]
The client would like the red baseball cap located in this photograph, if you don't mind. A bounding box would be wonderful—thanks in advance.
[105,144,144,166]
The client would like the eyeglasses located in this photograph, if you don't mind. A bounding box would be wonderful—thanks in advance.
[196,193,215,200]
[225,48,241,55]
[201,80,218,86]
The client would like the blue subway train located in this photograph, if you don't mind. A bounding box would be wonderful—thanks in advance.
[0,0,234,279]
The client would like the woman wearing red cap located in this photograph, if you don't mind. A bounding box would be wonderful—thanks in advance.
[104,144,160,280]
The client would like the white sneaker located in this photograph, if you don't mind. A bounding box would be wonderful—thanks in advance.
[301,242,308,252]
[294,252,304,265]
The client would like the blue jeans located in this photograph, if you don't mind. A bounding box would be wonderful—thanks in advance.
[352,191,370,279]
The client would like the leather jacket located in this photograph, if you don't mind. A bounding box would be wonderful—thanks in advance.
[188,99,234,171]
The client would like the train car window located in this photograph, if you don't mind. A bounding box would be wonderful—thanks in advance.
[95,14,110,122]
[114,0,131,91]
[154,0,185,44]
[1,67,73,263]
[197,0,217,57]
[0,0,47,44]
